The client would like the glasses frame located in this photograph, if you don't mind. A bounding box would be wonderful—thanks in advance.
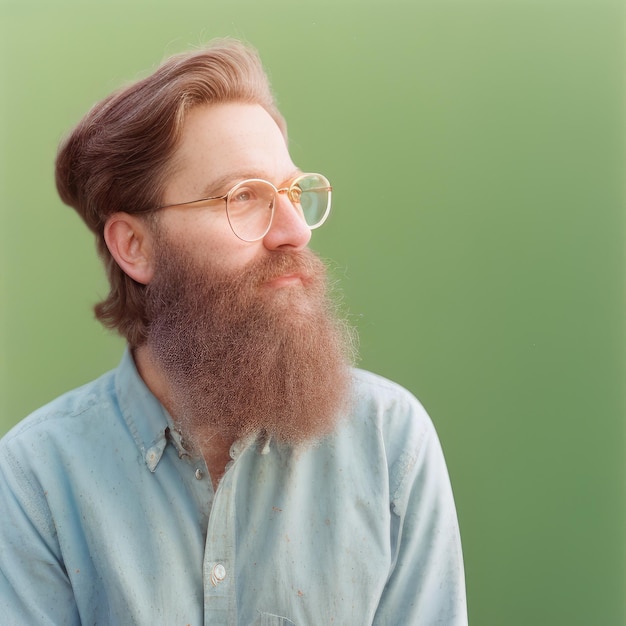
[153,172,332,242]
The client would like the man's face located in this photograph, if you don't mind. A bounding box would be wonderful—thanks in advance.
[156,101,313,276]
[142,101,355,448]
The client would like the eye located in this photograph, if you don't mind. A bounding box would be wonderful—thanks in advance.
[231,186,256,203]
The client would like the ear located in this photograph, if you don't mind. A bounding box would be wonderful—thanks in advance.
[103,213,155,285]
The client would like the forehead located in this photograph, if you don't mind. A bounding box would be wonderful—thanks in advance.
[166,102,295,198]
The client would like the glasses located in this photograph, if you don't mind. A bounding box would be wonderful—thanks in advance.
[154,172,332,242]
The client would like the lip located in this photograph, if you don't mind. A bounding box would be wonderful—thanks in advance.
[264,273,305,288]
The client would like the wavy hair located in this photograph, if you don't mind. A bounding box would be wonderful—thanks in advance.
[55,39,286,346]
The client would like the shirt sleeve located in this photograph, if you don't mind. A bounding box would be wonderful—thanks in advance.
[374,402,468,625]
[0,443,81,625]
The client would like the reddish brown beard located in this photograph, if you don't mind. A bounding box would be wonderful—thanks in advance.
[144,245,357,451]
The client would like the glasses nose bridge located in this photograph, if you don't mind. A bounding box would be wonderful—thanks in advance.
[276,183,302,208]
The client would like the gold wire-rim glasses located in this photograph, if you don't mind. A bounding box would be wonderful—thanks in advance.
[153,172,332,242]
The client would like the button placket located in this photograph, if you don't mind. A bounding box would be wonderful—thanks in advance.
[203,439,252,620]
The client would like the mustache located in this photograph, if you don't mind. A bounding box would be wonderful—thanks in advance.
[251,249,324,283]
[211,249,326,290]
[147,248,327,309]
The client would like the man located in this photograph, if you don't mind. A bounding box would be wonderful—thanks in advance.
[0,40,467,624]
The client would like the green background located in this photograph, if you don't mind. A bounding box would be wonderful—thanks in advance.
[1,1,624,624]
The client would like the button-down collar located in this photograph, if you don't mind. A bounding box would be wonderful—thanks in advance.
[114,348,175,472]
[114,349,270,472]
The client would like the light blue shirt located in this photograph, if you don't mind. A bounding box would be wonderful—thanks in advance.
[0,350,467,625]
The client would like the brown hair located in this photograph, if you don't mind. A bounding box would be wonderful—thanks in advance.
[55,39,286,347]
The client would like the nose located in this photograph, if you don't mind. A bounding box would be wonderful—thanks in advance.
[262,191,312,251]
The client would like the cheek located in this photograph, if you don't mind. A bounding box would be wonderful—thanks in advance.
[184,227,264,275]
[157,210,265,273]
[160,209,228,253]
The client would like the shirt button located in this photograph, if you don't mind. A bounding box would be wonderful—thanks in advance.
[195,468,204,480]
[211,563,227,586]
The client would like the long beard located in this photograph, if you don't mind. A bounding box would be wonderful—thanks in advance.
[144,245,357,451]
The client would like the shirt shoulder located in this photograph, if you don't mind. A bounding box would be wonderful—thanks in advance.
[1,349,167,465]
[1,369,119,449]
[347,368,441,515]
[349,367,433,445]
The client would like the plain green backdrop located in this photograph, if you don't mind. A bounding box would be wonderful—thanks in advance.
[1,1,624,624]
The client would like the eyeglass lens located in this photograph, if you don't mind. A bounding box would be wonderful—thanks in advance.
[225,173,331,242]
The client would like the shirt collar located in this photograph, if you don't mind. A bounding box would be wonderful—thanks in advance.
[114,347,185,472]
[114,348,273,471]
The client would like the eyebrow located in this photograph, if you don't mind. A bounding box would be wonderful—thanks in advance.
[201,168,302,197]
